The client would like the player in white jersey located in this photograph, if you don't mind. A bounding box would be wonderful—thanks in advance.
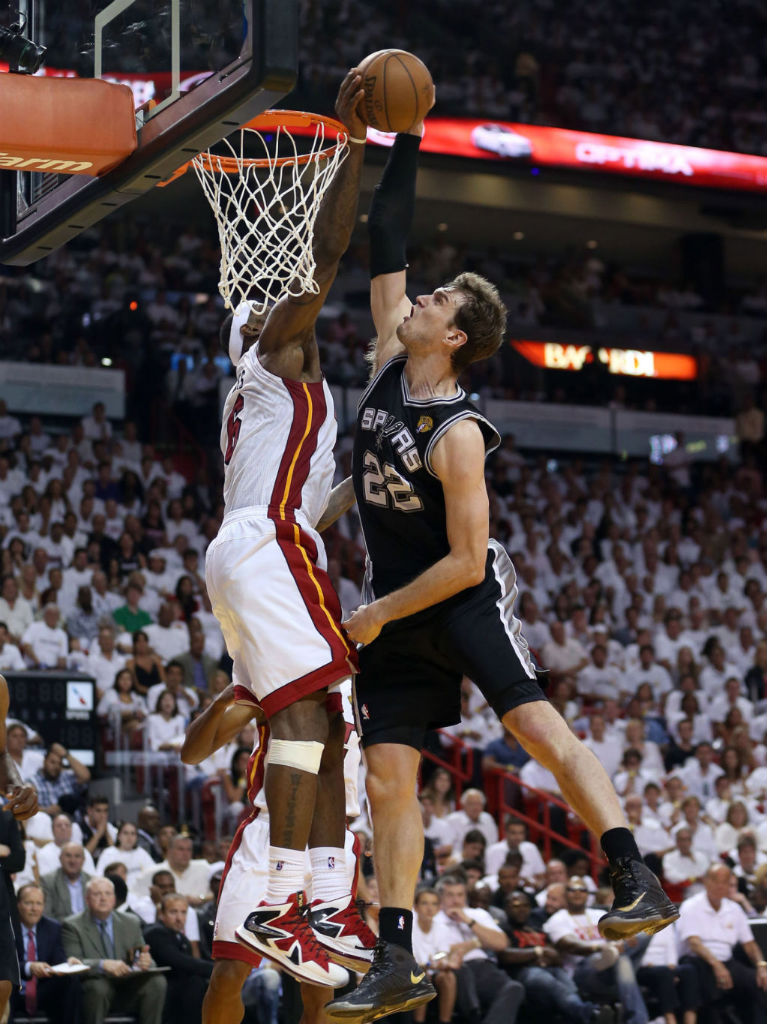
[203,68,370,989]
[182,679,375,1024]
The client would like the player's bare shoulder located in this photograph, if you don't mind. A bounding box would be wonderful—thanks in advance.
[430,416,487,483]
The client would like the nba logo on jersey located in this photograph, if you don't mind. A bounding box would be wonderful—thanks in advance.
[416,415,433,433]
[361,704,370,720]
[398,915,405,930]
[327,856,335,869]
[276,861,284,871]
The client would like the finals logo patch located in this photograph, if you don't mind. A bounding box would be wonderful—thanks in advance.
[416,415,433,433]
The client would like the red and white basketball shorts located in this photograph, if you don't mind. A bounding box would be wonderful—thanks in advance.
[206,508,358,717]
[212,815,359,965]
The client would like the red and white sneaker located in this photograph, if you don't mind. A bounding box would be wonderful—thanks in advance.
[308,892,377,972]
[235,892,349,988]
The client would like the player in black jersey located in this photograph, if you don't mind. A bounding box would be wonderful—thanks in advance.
[325,118,677,1024]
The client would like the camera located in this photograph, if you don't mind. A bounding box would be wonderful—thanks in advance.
[0,11,46,74]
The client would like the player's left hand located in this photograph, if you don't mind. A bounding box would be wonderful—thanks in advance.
[6,783,38,820]
[343,603,385,646]
[335,68,366,140]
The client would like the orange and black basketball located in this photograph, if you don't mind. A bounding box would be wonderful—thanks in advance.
[357,49,434,133]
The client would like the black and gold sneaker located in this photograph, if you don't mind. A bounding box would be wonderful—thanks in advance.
[598,858,679,940]
[324,939,436,1024]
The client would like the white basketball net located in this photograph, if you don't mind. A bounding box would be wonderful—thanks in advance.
[192,119,349,314]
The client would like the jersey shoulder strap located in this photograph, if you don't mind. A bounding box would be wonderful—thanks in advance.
[357,353,408,410]
[423,408,501,478]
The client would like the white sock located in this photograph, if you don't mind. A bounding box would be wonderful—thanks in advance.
[265,846,306,903]
[309,846,348,902]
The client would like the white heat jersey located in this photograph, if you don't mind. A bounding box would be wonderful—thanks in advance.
[221,346,337,527]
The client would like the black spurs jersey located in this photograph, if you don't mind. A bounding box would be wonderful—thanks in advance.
[352,354,500,602]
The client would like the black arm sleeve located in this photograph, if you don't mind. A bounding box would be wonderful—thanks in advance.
[368,132,421,280]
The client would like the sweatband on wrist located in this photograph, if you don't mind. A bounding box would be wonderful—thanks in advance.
[368,132,421,280]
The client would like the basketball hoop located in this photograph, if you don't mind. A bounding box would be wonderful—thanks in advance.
[161,110,350,314]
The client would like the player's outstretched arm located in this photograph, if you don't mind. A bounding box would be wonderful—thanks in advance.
[256,69,367,377]
[344,419,488,645]
[316,476,356,533]
[181,683,262,764]
[368,86,435,375]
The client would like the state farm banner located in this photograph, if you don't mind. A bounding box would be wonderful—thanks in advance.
[367,120,767,193]
[512,340,698,380]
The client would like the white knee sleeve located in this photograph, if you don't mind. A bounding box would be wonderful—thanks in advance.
[269,739,324,774]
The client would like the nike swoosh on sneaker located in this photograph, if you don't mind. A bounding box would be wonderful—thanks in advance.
[410,971,426,984]
[615,893,646,913]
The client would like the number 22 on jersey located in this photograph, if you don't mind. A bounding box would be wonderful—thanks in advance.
[362,450,423,512]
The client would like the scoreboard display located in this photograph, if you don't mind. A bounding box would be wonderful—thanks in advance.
[5,672,98,767]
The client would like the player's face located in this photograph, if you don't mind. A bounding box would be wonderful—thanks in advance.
[396,287,463,352]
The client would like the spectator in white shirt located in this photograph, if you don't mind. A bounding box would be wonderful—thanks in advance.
[662,827,709,893]
[673,796,718,862]
[0,622,26,671]
[134,834,212,907]
[698,641,740,700]
[80,401,113,442]
[86,624,128,700]
[145,691,187,752]
[613,749,657,797]
[582,713,623,779]
[5,722,44,782]
[21,603,68,668]
[653,610,687,673]
[0,574,34,643]
[577,645,620,702]
[445,790,498,853]
[35,814,96,877]
[623,795,672,859]
[484,818,545,888]
[680,742,724,802]
[709,677,753,728]
[624,644,674,702]
[144,603,189,664]
[622,719,664,779]
[420,794,451,857]
[0,401,22,441]
[432,873,523,1024]
[541,621,589,681]
[410,888,458,1023]
[677,864,767,1024]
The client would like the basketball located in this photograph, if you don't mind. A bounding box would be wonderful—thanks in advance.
[357,49,434,133]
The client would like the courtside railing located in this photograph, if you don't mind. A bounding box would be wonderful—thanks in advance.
[425,731,604,880]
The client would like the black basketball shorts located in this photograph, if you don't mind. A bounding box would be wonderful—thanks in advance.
[0,911,20,987]
[355,540,547,750]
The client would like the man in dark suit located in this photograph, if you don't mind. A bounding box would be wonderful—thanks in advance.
[61,876,166,1024]
[146,893,212,1024]
[41,842,92,921]
[12,883,83,1023]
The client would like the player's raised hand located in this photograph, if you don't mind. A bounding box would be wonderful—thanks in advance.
[409,81,436,138]
[343,603,385,646]
[335,68,366,140]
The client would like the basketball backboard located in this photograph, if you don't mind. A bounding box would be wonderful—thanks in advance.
[0,0,298,265]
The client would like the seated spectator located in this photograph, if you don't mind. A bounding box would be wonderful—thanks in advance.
[485,817,545,888]
[61,876,166,1024]
[146,690,187,752]
[175,628,218,692]
[680,742,724,802]
[421,767,455,819]
[411,887,458,1024]
[96,820,157,892]
[715,800,753,853]
[481,725,530,774]
[5,721,43,782]
[12,882,83,1024]
[0,620,25,671]
[126,628,166,696]
[113,581,153,634]
[543,876,648,1024]
[613,748,656,797]
[623,794,672,860]
[0,573,34,643]
[500,888,606,1024]
[21,602,68,668]
[577,644,620,703]
[635,922,699,1024]
[78,794,118,859]
[130,868,202,951]
[145,893,212,1024]
[33,743,90,816]
[65,585,100,649]
[87,623,127,699]
[732,833,764,902]
[97,666,148,737]
[217,746,250,831]
[420,793,452,856]
[144,601,189,663]
[662,827,709,896]
[445,789,498,852]
[541,621,589,682]
[35,814,96,877]
[434,873,524,1024]
[582,713,623,779]
[146,659,198,719]
[622,718,665,778]
[678,864,767,1024]
[664,718,698,772]
[135,834,212,907]
[675,795,718,861]
[41,842,92,920]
